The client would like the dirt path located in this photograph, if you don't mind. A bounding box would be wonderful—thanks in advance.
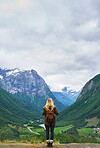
[27,127,40,135]
[53,144,100,148]
[0,143,100,148]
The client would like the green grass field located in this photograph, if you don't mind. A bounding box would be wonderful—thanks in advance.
[77,128,94,136]
[22,124,95,136]
[19,124,74,137]
[54,125,74,135]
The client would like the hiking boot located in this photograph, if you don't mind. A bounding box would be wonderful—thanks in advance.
[46,140,50,147]
[47,143,50,147]
[49,140,53,147]
[49,143,52,147]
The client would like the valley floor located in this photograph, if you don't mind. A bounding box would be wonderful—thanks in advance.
[0,143,100,148]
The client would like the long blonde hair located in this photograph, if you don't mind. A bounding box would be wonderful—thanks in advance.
[45,98,54,110]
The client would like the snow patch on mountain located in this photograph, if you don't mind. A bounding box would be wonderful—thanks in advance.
[6,68,24,77]
[0,75,3,79]
[62,87,78,94]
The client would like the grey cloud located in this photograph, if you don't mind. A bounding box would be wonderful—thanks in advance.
[1,0,100,50]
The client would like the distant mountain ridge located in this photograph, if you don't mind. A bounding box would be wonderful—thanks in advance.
[52,87,81,106]
[0,67,66,111]
[57,74,100,127]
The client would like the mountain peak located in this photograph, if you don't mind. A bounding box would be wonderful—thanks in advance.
[62,86,78,94]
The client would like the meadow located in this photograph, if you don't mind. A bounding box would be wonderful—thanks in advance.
[0,119,100,144]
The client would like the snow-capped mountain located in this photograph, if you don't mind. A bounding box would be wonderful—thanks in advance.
[0,67,66,111]
[62,87,81,101]
[52,87,81,106]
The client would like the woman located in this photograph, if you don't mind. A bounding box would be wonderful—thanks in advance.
[42,98,58,147]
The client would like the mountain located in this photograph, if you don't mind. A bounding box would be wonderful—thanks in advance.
[0,87,41,126]
[52,87,81,106]
[57,74,100,127]
[0,68,66,111]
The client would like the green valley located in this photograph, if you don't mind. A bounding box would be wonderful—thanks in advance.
[0,74,100,144]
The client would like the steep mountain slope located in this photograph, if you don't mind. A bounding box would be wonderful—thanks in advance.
[0,87,41,126]
[52,87,81,106]
[57,74,100,127]
[0,68,66,111]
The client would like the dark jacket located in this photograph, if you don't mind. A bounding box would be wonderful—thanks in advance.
[42,105,58,126]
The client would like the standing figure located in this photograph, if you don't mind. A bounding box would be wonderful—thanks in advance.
[42,98,58,147]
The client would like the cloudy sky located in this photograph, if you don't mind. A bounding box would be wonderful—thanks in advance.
[0,0,100,91]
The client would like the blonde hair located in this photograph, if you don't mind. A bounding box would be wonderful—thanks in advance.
[45,98,54,110]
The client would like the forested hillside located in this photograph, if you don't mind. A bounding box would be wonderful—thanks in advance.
[0,87,41,126]
[57,74,100,127]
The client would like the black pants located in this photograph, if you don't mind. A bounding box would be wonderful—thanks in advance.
[45,124,55,140]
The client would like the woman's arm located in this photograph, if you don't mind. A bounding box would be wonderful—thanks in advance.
[54,107,59,115]
[42,107,46,115]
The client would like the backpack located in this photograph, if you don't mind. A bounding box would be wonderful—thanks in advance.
[46,109,55,123]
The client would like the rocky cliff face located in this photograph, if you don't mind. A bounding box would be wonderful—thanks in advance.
[77,75,99,100]
[0,68,66,111]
